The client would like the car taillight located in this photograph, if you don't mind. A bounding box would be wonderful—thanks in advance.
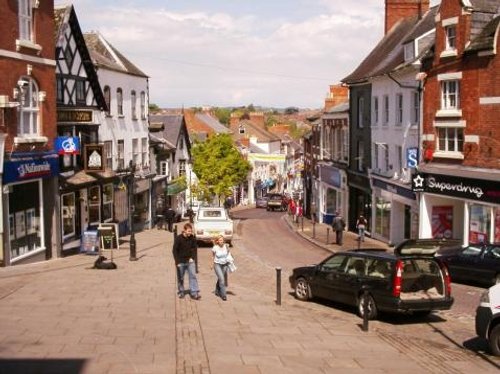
[393,260,403,297]
[441,263,452,296]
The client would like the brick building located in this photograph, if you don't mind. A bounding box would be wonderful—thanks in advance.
[415,0,500,243]
[0,0,59,266]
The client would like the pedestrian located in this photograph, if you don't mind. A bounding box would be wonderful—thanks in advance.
[295,200,303,223]
[164,205,176,232]
[332,211,346,245]
[172,223,201,300]
[288,199,296,216]
[356,214,368,242]
[211,235,232,301]
[311,201,317,224]
[186,206,195,223]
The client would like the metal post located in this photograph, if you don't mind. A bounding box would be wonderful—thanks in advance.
[362,290,369,332]
[276,267,282,306]
[129,161,137,261]
[326,228,330,244]
[312,221,316,239]
[301,216,304,232]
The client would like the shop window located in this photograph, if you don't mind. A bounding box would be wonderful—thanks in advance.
[102,184,113,222]
[469,205,491,244]
[61,193,76,239]
[88,186,101,226]
[8,180,42,259]
[375,197,391,239]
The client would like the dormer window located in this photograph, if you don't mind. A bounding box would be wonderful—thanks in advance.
[403,42,414,61]
[239,125,245,134]
[445,26,456,50]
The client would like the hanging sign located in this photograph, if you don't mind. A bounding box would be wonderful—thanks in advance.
[84,144,105,171]
[55,137,80,155]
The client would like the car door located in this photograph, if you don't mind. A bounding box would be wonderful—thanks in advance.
[479,245,500,285]
[447,245,483,281]
[339,256,367,306]
[310,254,348,301]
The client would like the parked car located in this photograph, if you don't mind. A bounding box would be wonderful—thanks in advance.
[289,247,454,320]
[436,243,500,286]
[194,207,233,246]
[255,195,269,209]
[266,193,286,211]
[475,284,500,356]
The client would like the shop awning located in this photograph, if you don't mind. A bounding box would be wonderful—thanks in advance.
[166,181,186,195]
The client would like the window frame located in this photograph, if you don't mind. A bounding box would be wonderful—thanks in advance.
[436,126,464,153]
[131,90,137,120]
[117,140,125,170]
[103,86,111,116]
[358,96,364,128]
[395,93,403,125]
[140,91,146,120]
[383,95,389,125]
[160,161,169,176]
[116,88,123,116]
[132,138,139,166]
[141,137,147,167]
[18,76,39,137]
[104,141,113,170]
[412,90,419,125]
[441,80,460,110]
[372,96,379,126]
[18,0,33,42]
[445,25,456,51]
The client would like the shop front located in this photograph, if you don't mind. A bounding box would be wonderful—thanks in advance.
[413,172,500,244]
[2,152,59,266]
[372,177,417,245]
[318,164,348,225]
[347,172,372,233]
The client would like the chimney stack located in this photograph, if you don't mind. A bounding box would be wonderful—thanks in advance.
[385,0,429,34]
[324,84,349,111]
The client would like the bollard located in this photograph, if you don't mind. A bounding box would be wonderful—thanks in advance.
[326,228,330,244]
[362,290,369,332]
[312,221,316,239]
[224,271,228,287]
[276,267,282,306]
[301,216,304,232]
[173,225,178,237]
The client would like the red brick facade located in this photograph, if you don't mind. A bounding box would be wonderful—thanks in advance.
[0,0,56,153]
[422,0,500,170]
[385,0,430,34]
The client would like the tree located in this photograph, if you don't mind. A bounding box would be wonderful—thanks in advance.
[191,134,252,204]
[213,107,231,125]
[149,103,161,113]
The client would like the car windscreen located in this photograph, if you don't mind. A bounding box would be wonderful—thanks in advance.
[394,239,461,256]
[198,210,226,220]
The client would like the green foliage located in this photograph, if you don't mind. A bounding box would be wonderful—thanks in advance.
[213,107,232,125]
[191,134,252,203]
[265,115,278,128]
[149,103,161,113]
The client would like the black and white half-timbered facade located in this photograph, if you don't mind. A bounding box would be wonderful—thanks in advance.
[54,5,115,254]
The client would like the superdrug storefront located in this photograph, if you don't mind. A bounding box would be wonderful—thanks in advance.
[413,171,500,244]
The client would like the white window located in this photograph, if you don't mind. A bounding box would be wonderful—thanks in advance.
[441,80,460,110]
[104,141,113,170]
[179,160,186,176]
[131,90,137,119]
[117,140,124,170]
[160,161,169,176]
[445,26,456,50]
[117,88,123,116]
[396,145,403,171]
[358,97,364,128]
[18,77,39,136]
[141,137,147,167]
[341,126,349,161]
[384,145,390,172]
[383,95,389,125]
[18,0,33,41]
[373,97,379,125]
[437,127,464,153]
[396,93,403,125]
[412,91,420,125]
[140,91,146,120]
[132,138,139,165]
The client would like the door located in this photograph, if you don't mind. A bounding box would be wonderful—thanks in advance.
[311,254,347,301]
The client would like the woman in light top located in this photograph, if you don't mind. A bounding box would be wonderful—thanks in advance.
[211,235,231,301]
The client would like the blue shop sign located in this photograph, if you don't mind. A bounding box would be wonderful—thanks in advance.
[3,152,59,184]
[55,136,80,155]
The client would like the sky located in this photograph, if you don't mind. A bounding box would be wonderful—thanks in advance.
[55,0,440,109]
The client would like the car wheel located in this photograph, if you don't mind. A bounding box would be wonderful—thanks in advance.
[266,207,270,211]
[294,278,311,301]
[357,293,378,320]
[490,324,500,356]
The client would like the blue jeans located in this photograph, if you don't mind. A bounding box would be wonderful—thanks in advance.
[358,227,365,241]
[214,263,228,297]
[177,262,199,296]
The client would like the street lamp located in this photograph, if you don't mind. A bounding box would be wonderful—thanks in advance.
[128,160,137,261]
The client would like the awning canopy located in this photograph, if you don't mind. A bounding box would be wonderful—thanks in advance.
[166,181,186,195]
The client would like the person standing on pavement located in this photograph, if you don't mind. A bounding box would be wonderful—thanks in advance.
[356,214,367,242]
[332,211,346,245]
[211,235,231,301]
[164,206,176,232]
[172,223,201,300]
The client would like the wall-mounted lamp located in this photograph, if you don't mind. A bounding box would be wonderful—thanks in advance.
[38,91,46,102]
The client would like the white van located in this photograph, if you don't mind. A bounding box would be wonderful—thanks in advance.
[475,284,500,356]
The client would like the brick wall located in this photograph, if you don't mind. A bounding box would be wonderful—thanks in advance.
[385,0,430,34]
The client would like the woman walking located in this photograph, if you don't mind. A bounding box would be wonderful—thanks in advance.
[211,235,232,301]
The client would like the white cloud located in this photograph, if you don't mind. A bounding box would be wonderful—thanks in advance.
[58,1,389,108]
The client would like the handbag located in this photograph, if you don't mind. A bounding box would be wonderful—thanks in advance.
[226,252,236,272]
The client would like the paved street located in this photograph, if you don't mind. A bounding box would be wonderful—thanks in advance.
[0,208,499,374]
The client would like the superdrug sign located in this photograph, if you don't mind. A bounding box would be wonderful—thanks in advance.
[412,173,500,204]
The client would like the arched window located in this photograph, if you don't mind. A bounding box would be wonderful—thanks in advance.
[18,77,39,136]
[103,86,111,116]
[131,90,137,119]
[117,88,123,116]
